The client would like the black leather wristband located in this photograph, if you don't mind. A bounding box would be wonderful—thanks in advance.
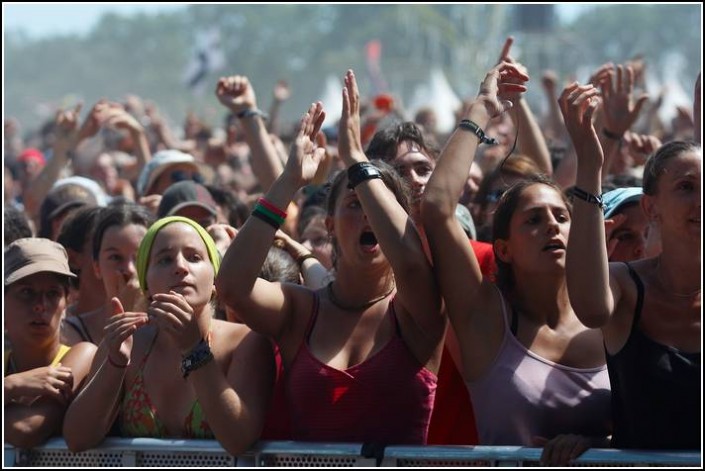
[458,119,497,145]
[347,162,382,189]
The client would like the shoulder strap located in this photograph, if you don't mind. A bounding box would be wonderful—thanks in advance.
[304,291,321,343]
[623,262,645,330]
[51,345,72,366]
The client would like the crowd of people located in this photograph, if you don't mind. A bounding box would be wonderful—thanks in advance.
[4,36,701,465]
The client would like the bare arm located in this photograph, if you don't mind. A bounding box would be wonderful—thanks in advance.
[216,75,284,192]
[5,342,96,449]
[559,83,620,328]
[497,37,552,175]
[267,79,290,136]
[422,62,528,378]
[339,70,442,335]
[216,102,326,341]
[63,299,148,452]
[189,326,275,456]
[600,64,649,176]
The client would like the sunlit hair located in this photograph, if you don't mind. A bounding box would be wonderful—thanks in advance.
[366,122,439,163]
[92,203,154,260]
[643,141,701,196]
[492,175,571,293]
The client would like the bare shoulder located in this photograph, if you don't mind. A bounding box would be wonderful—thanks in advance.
[61,342,98,367]
[212,320,273,355]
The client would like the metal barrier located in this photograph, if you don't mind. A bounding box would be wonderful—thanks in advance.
[4,439,701,467]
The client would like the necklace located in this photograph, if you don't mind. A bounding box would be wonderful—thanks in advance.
[326,281,395,311]
[655,260,701,299]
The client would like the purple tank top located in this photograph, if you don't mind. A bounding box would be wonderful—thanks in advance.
[467,288,611,445]
[286,294,437,444]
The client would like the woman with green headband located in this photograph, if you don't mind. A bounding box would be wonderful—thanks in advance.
[64,216,275,457]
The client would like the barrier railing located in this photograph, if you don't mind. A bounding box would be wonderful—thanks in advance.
[4,439,701,467]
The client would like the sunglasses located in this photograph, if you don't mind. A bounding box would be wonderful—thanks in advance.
[170,170,204,185]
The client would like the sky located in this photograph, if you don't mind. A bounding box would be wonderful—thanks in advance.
[3,3,593,39]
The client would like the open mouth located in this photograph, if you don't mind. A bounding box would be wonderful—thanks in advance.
[360,231,379,251]
[542,242,565,252]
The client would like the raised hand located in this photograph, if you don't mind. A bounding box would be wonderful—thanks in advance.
[215,75,258,114]
[102,108,145,135]
[103,297,148,367]
[53,103,83,153]
[558,82,602,167]
[273,80,291,102]
[604,213,628,258]
[601,64,648,137]
[147,291,203,355]
[207,223,238,256]
[7,364,74,405]
[623,131,662,165]
[338,70,366,166]
[475,62,530,119]
[77,100,122,142]
[115,269,145,313]
[284,102,326,187]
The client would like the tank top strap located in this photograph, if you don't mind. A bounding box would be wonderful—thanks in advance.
[623,262,645,331]
[51,345,72,366]
[139,329,160,369]
[388,297,403,337]
[304,291,321,343]
[492,284,512,333]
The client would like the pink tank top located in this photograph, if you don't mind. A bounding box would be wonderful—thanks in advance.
[467,288,611,445]
[286,293,437,444]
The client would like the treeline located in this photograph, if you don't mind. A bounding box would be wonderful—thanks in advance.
[5,4,701,133]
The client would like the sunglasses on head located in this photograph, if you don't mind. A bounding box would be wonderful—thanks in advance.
[170,170,204,184]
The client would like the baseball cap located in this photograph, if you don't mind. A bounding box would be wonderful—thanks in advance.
[137,150,199,196]
[5,238,76,286]
[17,148,46,167]
[157,181,218,218]
[41,183,98,222]
[602,187,643,219]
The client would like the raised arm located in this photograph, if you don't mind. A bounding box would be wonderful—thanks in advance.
[422,62,528,372]
[216,75,284,191]
[600,64,649,176]
[22,104,82,220]
[4,342,96,449]
[267,79,290,136]
[559,83,620,329]
[216,103,326,341]
[63,298,148,452]
[339,70,442,335]
[497,38,552,175]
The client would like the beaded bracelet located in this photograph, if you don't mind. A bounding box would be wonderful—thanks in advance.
[181,338,214,379]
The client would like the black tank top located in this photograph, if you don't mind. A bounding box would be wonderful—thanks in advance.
[606,263,700,449]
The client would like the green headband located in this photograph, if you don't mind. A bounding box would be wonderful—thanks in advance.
[136,216,221,293]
